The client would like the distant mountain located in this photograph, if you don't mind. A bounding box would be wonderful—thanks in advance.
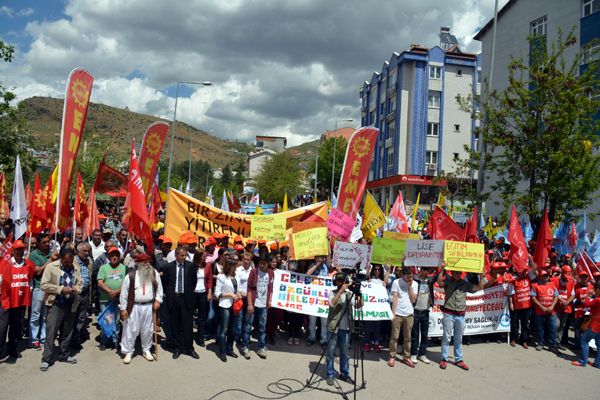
[20,96,253,168]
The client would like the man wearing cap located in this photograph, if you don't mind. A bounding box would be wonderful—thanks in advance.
[166,232,196,263]
[436,263,487,370]
[39,247,83,371]
[119,253,163,364]
[89,229,105,261]
[0,240,35,360]
[571,281,600,368]
[244,239,256,255]
[573,270,594,349]
[387,266,418,368]
[28,232,59,350]
[531,269,560,352]
[101,228,113,244]
[163,246,198,359]
[508,266,535,348]
[233,236,243,246]
[551,265,575,349]
[325,271,364,386]
[493,238,505,260]
[97,246,127,350]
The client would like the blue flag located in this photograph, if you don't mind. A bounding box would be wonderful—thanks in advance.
[588,229,600,262]
[97,301,119,341]
[576,212,591,252]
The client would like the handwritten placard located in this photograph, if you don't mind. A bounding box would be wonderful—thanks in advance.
[371,237,406,266]
[404,240,445,267]
[251,214,286,241]
[444,241,484,273]
[332,241,372,271]
[291,227,329,260]
[327,208,355,241]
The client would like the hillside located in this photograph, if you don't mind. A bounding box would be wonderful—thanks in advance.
[21,96,253,168]
[287,139,319,172]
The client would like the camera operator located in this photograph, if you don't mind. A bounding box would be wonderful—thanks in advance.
[325,272,364,386]
[387,266,417,368]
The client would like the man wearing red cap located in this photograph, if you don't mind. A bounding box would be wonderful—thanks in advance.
[97,246,127,350]
[551,265,575,349]
[572,281,600,368]
[119,253,163,364]
[0,240,35,360]
[508,266,535,348]
[531,269,560,353]
[573,270,594,349]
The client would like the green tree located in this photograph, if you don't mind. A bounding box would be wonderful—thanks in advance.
[308,137,348,197]
[0,39,37,180]
[233,158,246,187]
[460,30,600,223]
[253,151,302,203]
[220,163,232,186]
[434,146,479,212]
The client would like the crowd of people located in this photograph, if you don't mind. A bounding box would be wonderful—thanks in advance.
[1,209,599,380]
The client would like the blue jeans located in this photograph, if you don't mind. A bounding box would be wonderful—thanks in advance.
[326,329,350,379]
[441,313,465,362]
[411,310,429,356]
[535,313,557,348]
[233,299,247,344]
[29,288,46,344]
[206,299,220,339]
[242,306,267,350]
[364,320,381,345]
[217,306,235,355]
[578,329,600,367]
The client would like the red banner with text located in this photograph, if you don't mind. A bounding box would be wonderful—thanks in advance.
[138,121,169,197]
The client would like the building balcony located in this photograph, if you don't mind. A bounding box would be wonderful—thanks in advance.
[386,111,396,122]
[385,137,393,148]
[386,86,396,97]
[426,164,438,176]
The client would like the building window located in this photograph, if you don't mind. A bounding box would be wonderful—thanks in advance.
[582,42,600,64]
[456,69,463,77]
[428,91,441,108]
[429,66,442,79]
[477,71,482,84]
[426,151,438,166]
[369,111,376,126]
[454,124,460,132]
[387,122,396,138]
[583,0,600,17]
[390,96,396,112]
[427,122,439,137]
[389,69,397,86]
[530,16,547,37]
[387,151,394,167]
[453,153,459,160]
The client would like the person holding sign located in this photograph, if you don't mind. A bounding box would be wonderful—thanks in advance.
[387,266,418,368]
[436,263,487,371]
[326,272,364,386]
[306,255,329,348]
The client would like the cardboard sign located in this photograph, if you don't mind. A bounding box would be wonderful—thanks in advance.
[371,237,406,266]
[444,241,485,273]
[251,214,286,241]
[404,239,444,267]
[383,231,420,241]
[327,208,355,241]
[291,227,329,260]
[332,241,372,271]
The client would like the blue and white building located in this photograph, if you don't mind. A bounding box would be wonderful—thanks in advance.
[474,0,600,227]
[360,27,481,207]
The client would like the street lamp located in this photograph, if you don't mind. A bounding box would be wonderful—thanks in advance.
[330,119,354,199]
[166,80,212,190]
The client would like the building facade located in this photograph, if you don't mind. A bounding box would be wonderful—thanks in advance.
[360,35,481,207]
[247,135,287,180]
[474,0,600,227]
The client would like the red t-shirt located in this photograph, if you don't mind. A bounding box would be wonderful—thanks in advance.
[583,297,600,333]
[531,282,558,316]
[574,283,594,319]
[0,258,36,309]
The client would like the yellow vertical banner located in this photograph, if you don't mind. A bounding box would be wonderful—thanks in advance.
[411,192,420,231]
[361,191,386,240]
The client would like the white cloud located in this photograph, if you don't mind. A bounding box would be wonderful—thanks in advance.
[17,8,34,17]
[0,6,13,17]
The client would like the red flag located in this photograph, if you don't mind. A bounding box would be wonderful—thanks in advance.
[74,172,88,225]
[93,155,128,197]
[138,122,170,196]
[226,191,235,212]
[43,174,55,230]
[28,174,47,235]
[568,222,578,250]
[124,141,154,253]
[336,127,379,219]
[82,188,100,239]
[0,234,14,262]
[0,172,9,218]
[55,68,94,230]
[533,209,552,267]
[428,206,464,241]
[463,206,480,243]
[232,193,242,214]
[149,182,163,225]
[389,192,409,233]
[508,206,528,272]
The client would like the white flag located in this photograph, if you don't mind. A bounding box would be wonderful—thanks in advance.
[185,180,191,195]
[207,186,214,206]
[221,190,230,212]
[10,155,28,239]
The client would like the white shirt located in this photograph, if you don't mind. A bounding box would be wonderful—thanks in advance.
[89,240,105,261]
[195,268,206,293]
[391,278,417,317]
[215,274,235,308]
[118,269,164,311]
[166,250,194,263]
[174,261,185,294]
[236,266,252,295]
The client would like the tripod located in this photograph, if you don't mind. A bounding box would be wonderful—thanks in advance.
[305,288,366,400]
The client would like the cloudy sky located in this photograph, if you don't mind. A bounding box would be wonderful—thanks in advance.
[0,0,507,146]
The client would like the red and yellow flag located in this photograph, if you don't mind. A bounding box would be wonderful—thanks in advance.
[335,127,378,220]
[74,172,88,225]
[28,173,47,235]
[82,188,100,239]
[138,121,169,197]
[55,68,93,230]
[43,174,55,229]
[125,141,154,253]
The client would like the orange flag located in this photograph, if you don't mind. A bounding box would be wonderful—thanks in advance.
[82,188,99,239]
[55,68,93,231]
[0,172,9,218]
[25,183,32,211]
[74,172,88,225]
[43,174,55,230]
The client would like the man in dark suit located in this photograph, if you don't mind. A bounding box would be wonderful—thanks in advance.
[163,246,199,359]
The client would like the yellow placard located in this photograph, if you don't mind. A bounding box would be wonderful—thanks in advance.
[443,241,484,273]
[383,231,420,241]
[291,227,329,260]
[371,237,406,266]
[251,214,286,241]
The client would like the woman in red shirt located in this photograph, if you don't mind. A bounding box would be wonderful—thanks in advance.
[572,281,600,368]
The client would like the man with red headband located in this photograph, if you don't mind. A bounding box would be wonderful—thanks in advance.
[119,253,163,364]
[0,240,35,360]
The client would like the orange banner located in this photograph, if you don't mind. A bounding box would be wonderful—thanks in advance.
[164,189,328,245]
[138,121,170,197]
[336,127,379,220]
[56,68,94,230]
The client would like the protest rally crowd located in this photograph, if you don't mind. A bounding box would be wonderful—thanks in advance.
[0,72,599,388]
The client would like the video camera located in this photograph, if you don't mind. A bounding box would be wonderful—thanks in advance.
[341,262,368,297]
